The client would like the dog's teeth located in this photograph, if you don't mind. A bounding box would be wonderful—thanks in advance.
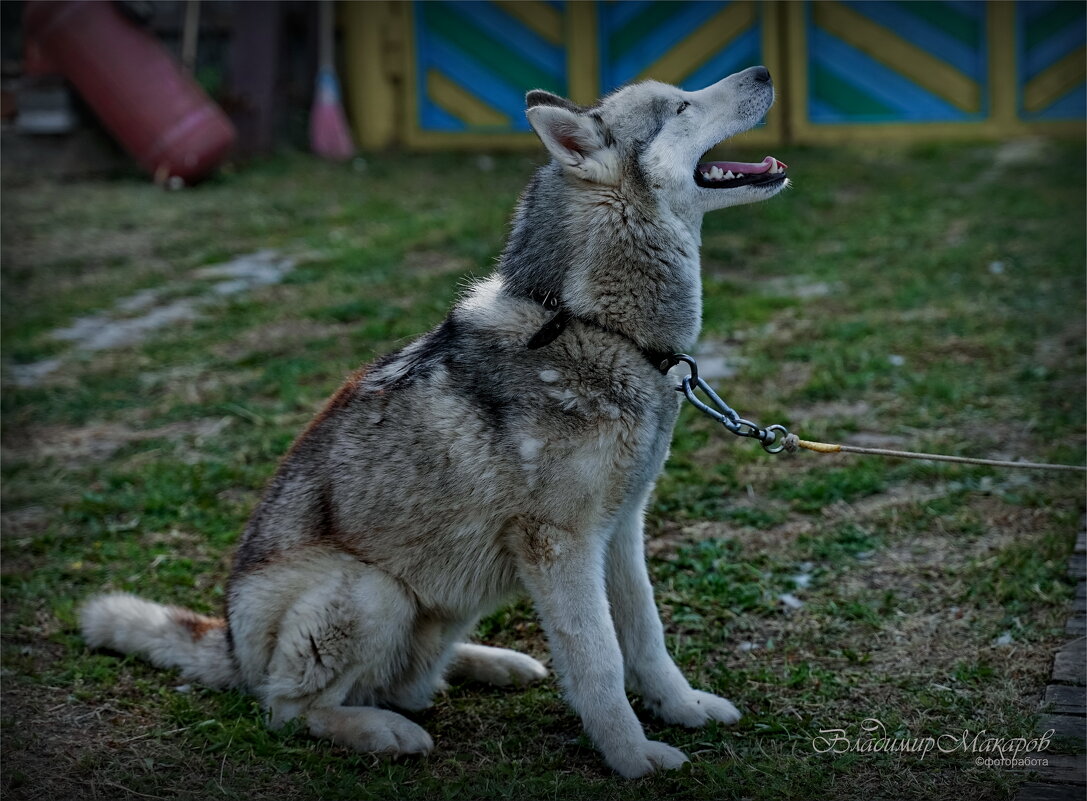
[710,166,723,179]
[723,169,735,180]
[701,171,711,179]
[735,172,744,178]
[770,162,780,174]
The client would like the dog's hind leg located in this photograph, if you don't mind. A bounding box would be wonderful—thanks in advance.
[606,494,741,728]
[448,643,548,687]
[382,619,548,707]
[248,557,433,756]
[302,705,432,755]
[376,615,462,712]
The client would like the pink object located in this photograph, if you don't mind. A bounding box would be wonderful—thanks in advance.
[309,68,355,161]
[24,0,236,185]
[309,0,354,161]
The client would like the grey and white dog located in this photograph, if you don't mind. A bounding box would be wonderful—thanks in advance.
[82,66,789,778]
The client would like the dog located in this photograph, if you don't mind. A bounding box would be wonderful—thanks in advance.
[81,66,789,778]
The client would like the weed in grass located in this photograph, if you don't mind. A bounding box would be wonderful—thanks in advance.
[798,522,881,561]
[655,539,793,621]
[723,504,789,530]
[963,532,1073,614]
[771,461,886,512]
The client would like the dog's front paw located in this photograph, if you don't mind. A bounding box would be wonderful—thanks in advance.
[652,689,741,728]
[606,739,689,779]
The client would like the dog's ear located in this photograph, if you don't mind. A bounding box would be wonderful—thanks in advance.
[526,105,618,185]
[525,90,585,114]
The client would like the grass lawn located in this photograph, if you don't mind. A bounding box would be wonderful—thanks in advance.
[1,137,1084,800]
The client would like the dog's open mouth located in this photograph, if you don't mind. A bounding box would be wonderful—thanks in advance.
[694,155,787,189]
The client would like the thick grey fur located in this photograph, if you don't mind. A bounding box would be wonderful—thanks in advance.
[79,66,788,778]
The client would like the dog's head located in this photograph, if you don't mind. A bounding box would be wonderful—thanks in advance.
[526,66,787,216]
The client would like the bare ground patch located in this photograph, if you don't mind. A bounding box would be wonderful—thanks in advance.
[211,319,353,362]
[1,674,308,801]
[2,418,233,469]
[648,482,948,559]
[7,251,296,387]
[402,249,472,276]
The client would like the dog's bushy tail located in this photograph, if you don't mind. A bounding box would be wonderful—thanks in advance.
[80,593,239,690]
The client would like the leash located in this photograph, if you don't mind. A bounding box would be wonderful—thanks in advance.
[664,354,1087,474]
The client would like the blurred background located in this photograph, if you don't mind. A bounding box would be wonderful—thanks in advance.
[1,0,1083,179]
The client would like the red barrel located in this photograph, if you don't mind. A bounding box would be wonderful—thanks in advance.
[24,0,236,184]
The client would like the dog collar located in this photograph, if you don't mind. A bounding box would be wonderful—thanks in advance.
[525,290,673,375]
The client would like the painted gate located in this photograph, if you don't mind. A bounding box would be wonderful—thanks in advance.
[342,0,1085,149]
[788,0,1085,141]
[1017,0,1087,121]
[387,0,782,148]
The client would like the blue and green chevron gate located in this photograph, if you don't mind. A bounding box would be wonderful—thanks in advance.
[413,1,568,134]
[1017,1,1087,121]
[342,1,1085,149]
[596,2,770,97]
[804,1,990,123]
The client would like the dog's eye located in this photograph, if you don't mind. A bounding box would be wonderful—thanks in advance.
[676,101,690,115]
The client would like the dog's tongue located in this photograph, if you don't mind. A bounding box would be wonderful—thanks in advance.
[698,155,786,174]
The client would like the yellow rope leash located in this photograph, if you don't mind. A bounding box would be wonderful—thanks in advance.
[782,435,1087,473]
[664,354,1087,474]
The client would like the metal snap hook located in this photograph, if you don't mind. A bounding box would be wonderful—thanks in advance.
[662,353,698,389]
[762,424,791,454]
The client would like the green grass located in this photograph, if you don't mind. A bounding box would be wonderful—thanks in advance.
[2,139,1084,801]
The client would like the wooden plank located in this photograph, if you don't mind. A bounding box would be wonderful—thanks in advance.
[1028,753,1087,785]
[343,1,401,149]
[1037,714,1086,742]
[1069,552,1086,581]
[1066,613,1086,637]
[1052,638,1087,685]
[427,70,510,127]
[1017,782,1085,801]
[1044,684,1087,716]
[1024,46,1087,115]
[783,0,807,144]
[784,118,1084,144]
[1019,521,1087,801]
[228,1,283,157]
[987,0,1018,131]
[565,2,598,107]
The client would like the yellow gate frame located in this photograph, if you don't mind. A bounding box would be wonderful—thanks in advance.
[342,1,1082,151]
[783,1,1084,142]
[343,1,787,150]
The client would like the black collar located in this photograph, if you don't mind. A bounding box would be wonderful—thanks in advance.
[525,290,674,375]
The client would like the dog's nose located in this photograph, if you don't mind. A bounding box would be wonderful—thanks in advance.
[752,66,771,84]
